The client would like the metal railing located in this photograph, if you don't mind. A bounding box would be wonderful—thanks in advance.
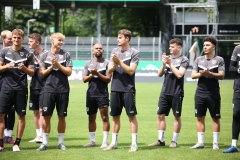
[22,36,164,61]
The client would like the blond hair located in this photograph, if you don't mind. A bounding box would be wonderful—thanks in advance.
[1,30,12,39]
[50,32,65,41]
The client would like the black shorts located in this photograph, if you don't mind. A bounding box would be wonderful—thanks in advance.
[233,91,240,116]
[29,89,43,110]
[86,97,109,115]
[110,92,137,116]
[194,93,221,119]
[0,90,28,115]
[157,94,183,117]
[42,92,69,117]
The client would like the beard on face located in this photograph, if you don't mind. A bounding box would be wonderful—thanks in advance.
[95,53,102,57]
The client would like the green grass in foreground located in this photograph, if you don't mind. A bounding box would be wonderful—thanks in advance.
[1,80,239,160]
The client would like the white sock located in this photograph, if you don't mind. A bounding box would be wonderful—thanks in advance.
[7,130,13,137]
[103,131,109,142]
[58,133,65,145]
[111,133,118,145]
[131,133,138,145]
[40,128,43,137]
[42,133,49,145]
[4,129,7,137]
[172,132,179,142]
[231,139,237,147]
[89,132,95,142]
[36,129,41,137]
[213,132,220,144]
[158,130,165,142]
[197,132,204,144]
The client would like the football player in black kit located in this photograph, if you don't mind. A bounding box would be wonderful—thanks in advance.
[0,29,34,152]
[190,37,225,150]
[82,43,111,149]
[148,38,189,148]
[37,32,72,151]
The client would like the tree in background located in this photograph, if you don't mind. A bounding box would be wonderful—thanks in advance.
[13,8,54,36]
[63,7,162,37]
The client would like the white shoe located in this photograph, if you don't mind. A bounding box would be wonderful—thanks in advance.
[190,143,204,149]
[103,143,118,150]
[29,138,37,142]
[129,144,138,152]
[13,145,20,152]
[213,143,219,150]
[29,137,42,143]
[36,137,43,143]
[83,141,96,147]
[100,141,108,149]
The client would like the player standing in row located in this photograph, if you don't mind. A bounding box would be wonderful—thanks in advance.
[83,43,111,149]
[190,37,225,150]
[0,29,34,151]
[1,30,15,145]
[28,33,47,143]
[104,29,140,152]
[223,44,240,153]
[37,32,72,151]
[148,38,189,148]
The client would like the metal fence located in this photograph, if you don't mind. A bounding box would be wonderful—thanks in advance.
[22,36,164,61]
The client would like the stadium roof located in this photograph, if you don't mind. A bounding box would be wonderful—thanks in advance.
[0,0,163,9]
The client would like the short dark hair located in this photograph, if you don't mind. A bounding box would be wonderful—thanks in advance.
[203,37,216,46]
[28,33,42,43]
[169,38,182,47]
[118,29,132,41]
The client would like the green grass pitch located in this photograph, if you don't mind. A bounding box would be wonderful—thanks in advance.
[1,80,239,160]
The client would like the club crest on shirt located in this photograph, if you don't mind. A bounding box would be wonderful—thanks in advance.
[59,55,63,60]
[211,60,217,65]
[20,52,24,56]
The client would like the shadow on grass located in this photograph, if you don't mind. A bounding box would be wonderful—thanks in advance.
[32,137,88,141]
